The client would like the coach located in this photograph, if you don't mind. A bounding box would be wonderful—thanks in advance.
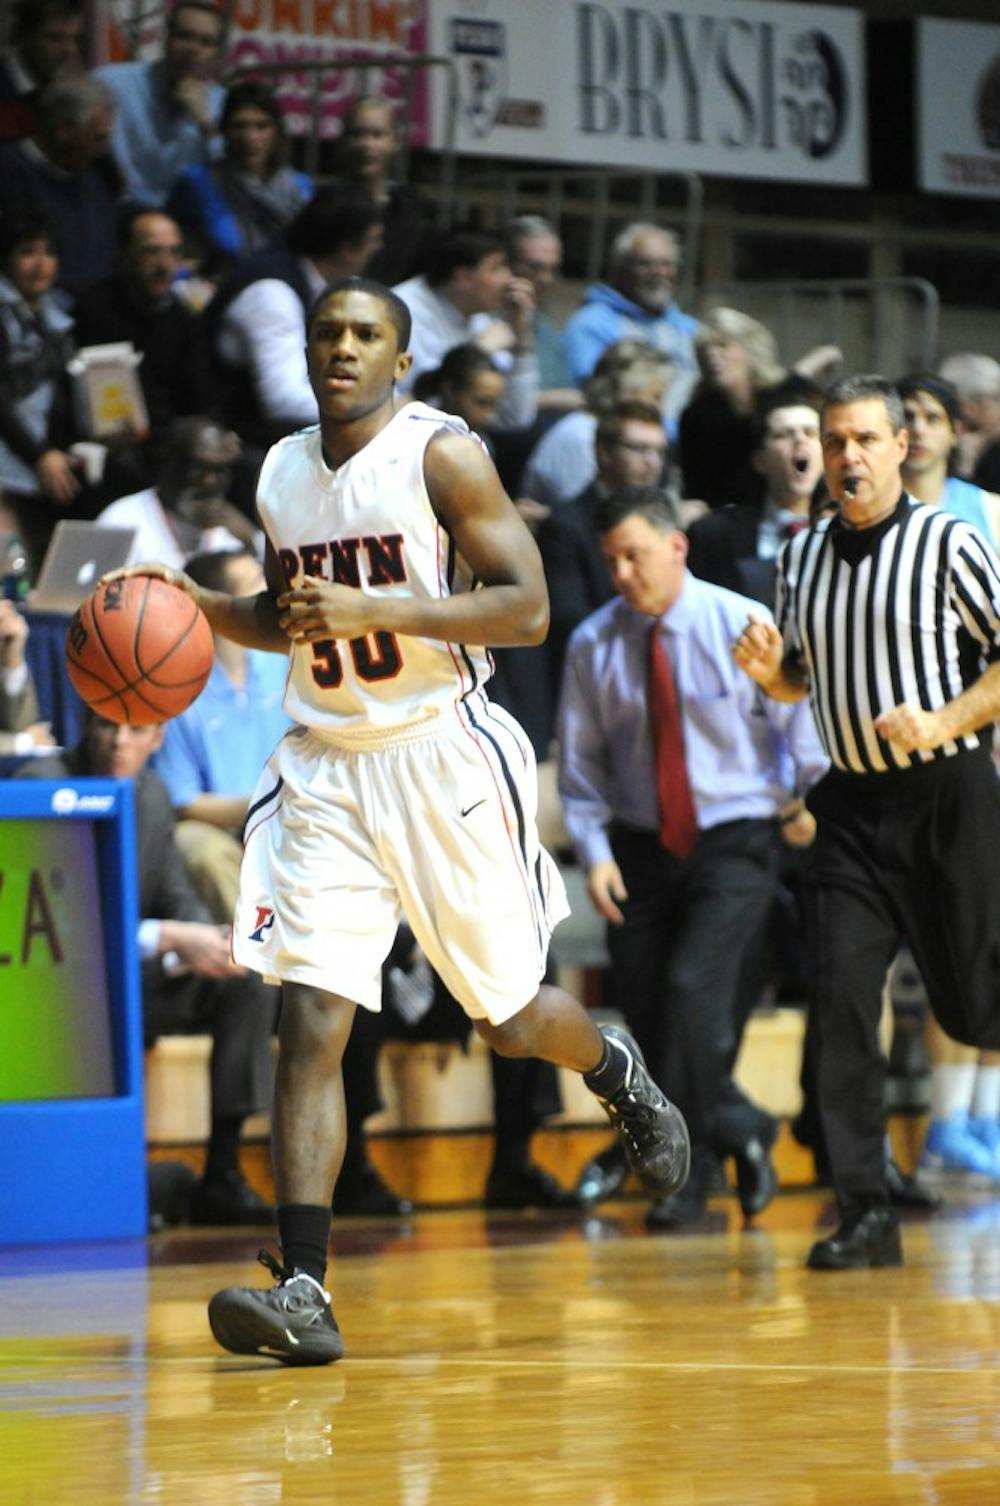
[734,374,1000,1271]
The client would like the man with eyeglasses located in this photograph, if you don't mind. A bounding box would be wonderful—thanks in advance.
[562,222,701,435]
[96,0,225,207]
[538,399,670,694]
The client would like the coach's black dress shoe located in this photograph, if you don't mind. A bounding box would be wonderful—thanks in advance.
[575,1143,629,1205]
[807,1204,903,1270]
[190,1170,274,1226]
[485,1162,581,1210]
[885,1157,942,1210]
[732,1126,779,1218]
[333,1168,414,1217]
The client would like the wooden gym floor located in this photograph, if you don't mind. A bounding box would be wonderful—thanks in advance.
[2,1187,1000,1506]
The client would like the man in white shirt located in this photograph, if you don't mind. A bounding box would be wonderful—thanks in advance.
[394,229,538,430]
[98,416,257,568]
[210,188,383,445]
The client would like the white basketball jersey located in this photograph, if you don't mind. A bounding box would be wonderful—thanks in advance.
[256,403,494,742]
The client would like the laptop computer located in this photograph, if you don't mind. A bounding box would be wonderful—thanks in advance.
[27,521,137,613]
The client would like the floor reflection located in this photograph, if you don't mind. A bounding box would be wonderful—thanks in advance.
[2,1193,1000,1505]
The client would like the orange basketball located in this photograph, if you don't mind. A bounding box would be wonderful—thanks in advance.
[65,575,214,726]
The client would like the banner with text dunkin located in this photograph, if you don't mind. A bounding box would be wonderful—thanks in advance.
[917,18,1000,199]
[428,0,866,185]
[99,0,431,140]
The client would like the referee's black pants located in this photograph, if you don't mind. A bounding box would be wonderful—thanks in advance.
[808,752,1000,1212]
[607,818,779,1157]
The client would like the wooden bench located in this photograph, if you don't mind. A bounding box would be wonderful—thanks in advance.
[144,1006,825,1203]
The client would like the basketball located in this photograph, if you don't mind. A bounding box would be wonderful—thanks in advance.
[65,574,214,726]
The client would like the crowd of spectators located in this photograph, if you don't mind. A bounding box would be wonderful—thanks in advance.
[4,0,1000,1227]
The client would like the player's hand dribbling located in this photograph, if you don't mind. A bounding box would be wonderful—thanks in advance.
[101,562,207,609]
[278,581,374,643]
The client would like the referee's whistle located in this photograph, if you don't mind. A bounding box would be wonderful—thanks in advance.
[843,476,859,497]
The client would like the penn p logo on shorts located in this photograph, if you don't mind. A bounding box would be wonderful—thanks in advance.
[249,905,276,943]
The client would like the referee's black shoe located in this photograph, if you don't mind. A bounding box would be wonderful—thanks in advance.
[807,1205,903,1271]
[588,1026,690,1198]
[208,1250,344,1365]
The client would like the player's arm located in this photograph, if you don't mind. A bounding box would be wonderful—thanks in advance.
[278,434,549,649]
[106,542,290,653]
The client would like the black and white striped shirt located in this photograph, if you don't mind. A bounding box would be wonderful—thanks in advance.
[775,495,1000,774]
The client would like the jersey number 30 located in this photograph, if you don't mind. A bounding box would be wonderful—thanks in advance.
[310,632,402,688]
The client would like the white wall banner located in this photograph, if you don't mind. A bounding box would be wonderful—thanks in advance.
[429,0,867,185]
[918,18,1000,199]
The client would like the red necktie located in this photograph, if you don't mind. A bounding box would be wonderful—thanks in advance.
[648,623,698,859]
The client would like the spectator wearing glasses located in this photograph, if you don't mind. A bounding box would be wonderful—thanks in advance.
[537,399,669,696]
[520,338,673,513]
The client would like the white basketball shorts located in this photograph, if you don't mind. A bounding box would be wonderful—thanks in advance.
[232,696,570,1025]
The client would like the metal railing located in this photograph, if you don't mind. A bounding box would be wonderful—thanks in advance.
[452,167,703,305]
[699,278,941,374]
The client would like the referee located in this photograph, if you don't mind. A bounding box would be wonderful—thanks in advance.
[734,373,1000,1270]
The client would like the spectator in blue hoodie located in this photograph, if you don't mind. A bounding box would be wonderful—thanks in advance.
[562,223,700,437]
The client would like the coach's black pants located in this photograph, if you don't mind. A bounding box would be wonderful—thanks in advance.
[808,752,1000,1211]
[143,962,278,1121]
[607,819,778,1154]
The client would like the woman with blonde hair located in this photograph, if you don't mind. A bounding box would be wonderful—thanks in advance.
[680,305,839,510]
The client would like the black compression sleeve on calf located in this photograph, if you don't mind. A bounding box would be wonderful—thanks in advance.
[277,1204,332,1286]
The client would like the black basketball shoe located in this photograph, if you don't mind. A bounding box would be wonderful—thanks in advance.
[208,1249,344,1366]
[589,1026,690,1198]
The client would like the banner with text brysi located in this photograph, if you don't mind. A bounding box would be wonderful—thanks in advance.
[429,0,866,185]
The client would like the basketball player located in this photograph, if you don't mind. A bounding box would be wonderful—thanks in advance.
[117,277,689,1365]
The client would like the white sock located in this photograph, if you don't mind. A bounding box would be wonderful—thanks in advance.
[971,1066,1000,1121]
[929,1063,977,1121]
